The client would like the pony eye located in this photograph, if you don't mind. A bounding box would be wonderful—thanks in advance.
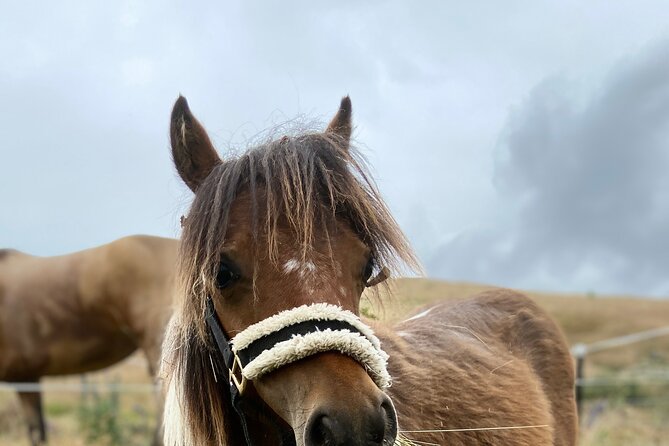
[216,262,240,289]
[362,257,375,283]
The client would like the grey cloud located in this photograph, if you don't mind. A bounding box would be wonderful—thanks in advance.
[429,42,669,297]
[4,0,669,301]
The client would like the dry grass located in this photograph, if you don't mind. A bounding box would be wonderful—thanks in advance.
[2,277,669,445]
[579,400,669,446]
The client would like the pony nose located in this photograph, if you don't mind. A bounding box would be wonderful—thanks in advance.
[305,394,398,446]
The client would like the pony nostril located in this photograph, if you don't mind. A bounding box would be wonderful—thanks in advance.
[306,413,337,446]
[381,396,399,444]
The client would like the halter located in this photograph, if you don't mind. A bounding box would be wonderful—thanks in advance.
[205,297,391,446]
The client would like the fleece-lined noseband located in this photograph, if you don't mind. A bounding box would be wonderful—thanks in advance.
[205,297,391,446]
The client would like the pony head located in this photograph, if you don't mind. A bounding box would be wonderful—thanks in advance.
[161,96,418,446]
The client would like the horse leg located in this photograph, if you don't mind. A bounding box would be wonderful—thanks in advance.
[142,344,164,446]
[17,385,47,446]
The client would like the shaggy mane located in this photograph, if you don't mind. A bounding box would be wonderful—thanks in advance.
[180,132,419,320]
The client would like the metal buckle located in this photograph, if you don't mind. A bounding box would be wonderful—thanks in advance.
[229,352,247,394]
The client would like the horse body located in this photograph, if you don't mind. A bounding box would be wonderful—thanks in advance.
[0,235,177,445]
[382,289,576,445]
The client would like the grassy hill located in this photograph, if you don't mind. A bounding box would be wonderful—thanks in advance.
[1,278,668,445]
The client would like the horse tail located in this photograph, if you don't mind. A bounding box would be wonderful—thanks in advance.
[160,311,233,446]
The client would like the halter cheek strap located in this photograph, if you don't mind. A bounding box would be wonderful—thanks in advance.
[204,298,255,443]
[204,297,392,446]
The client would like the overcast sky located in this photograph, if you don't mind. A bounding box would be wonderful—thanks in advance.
[2,1,669,297]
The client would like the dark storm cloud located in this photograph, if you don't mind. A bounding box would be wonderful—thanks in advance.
[429,43,669,296]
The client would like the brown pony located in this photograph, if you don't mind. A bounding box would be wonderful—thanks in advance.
[0,235,177,445]
[160,96,577,446]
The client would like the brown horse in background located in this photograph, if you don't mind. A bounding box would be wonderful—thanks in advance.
[0,235,177,445]
[160,96,577,445]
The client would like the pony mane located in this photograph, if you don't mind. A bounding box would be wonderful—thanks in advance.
[161,131,420,445]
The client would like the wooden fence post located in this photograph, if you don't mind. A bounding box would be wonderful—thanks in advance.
[572,343,587,424]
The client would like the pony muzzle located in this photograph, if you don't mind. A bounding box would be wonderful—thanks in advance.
[230,303,397,446]
[207,301,397,445]
[305,394,398,446]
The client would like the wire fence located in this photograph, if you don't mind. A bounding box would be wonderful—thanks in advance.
[0,382,158,393]
[571,324,669,428]
[0,372,159,446]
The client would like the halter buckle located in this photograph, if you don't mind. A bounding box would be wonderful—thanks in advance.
[229,352,247,394]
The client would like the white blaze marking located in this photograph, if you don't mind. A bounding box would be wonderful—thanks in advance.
[283,258,318,278]
[283,259,300,274]
[303,261,317,273]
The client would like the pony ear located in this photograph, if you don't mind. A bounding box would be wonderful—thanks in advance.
[326,96,352,146]
[170,96,222,192]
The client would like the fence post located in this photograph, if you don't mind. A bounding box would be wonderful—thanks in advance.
[572,343,587,424]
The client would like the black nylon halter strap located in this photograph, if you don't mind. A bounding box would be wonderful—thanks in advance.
[204,297,255,446]
[205,297,235,372]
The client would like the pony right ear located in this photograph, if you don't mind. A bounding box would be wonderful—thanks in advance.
[170,96,222,192]
[326,96,352,146]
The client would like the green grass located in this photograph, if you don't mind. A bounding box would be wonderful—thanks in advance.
[45,401,74,417]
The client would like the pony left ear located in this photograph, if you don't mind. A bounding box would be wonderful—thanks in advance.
[170,96,222,192]
[326,96,352,146]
